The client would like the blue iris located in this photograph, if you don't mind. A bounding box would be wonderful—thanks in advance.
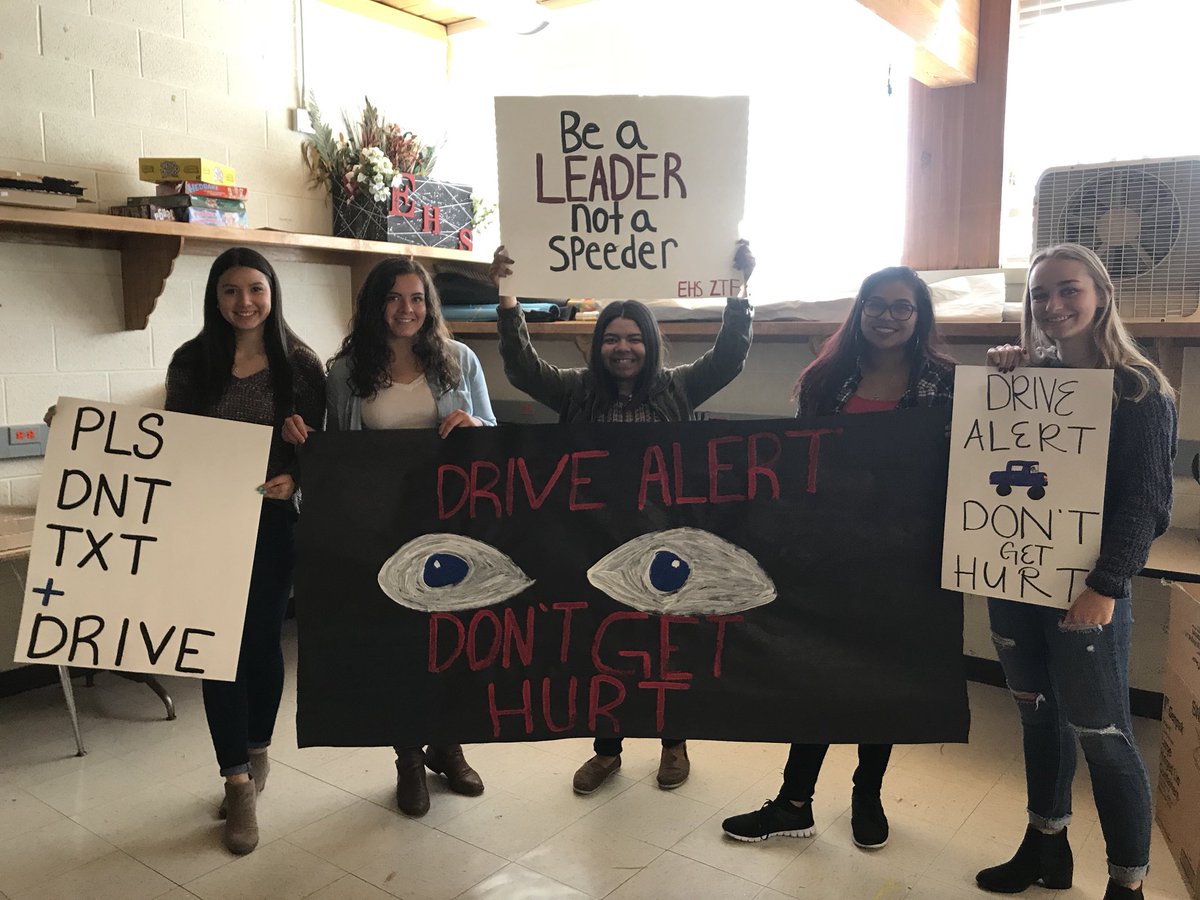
[648,550,690,593]
[423,553,470,588]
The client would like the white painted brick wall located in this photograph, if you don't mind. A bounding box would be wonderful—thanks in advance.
[90,0,184,37]
[40,6,141,74]
[44,111,144,172]
[93,70,186,132]
[186,89,266,148]
[0,102,44,160]
[140,30,228,93]
[0,51,94,115]
[140,129,227,165]
[37,0,90,12]
[0,2,40,53]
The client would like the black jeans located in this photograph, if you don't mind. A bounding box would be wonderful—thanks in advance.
[594,737,684,756]
[777,743,893,802]
[203,501,295,776]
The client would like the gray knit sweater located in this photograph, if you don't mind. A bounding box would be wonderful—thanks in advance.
[1085,367,1177,599]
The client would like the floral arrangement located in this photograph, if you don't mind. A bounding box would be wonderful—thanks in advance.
[300,95,437,206]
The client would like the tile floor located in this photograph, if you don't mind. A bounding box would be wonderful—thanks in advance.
[0,623,1192,900]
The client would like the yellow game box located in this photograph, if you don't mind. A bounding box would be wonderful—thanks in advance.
[138,158,236,186]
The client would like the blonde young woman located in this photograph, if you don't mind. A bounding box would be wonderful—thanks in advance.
[977,244,1176,900]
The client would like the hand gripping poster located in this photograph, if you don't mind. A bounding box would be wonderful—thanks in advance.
[494,95,749,301]
[942,367,1115,609]
[13,398,271,681]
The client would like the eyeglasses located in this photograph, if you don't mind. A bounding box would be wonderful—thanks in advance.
[862,299,916,321]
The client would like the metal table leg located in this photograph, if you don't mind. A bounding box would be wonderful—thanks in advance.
[56,665,86,756]
[113,671,177,721]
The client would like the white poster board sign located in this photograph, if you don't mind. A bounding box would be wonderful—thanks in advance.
[942,367,1113,608]
[14,398,272,681]
[495,95,748,301]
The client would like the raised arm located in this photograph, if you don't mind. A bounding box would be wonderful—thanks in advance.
[675,241,756,408]
[490,245,582,413]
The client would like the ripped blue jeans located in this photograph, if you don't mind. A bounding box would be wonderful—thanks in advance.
[988,597,1150,884]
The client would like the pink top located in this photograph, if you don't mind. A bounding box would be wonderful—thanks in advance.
[843,394,900,414]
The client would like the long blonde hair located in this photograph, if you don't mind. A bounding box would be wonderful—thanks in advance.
[1020,243,1174,402]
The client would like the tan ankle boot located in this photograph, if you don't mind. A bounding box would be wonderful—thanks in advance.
[249,749,270,793]
[219,753,269,819]
[425,744,484,796]
[222,780,259,854]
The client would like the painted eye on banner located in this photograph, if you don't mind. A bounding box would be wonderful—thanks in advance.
[377,534,534,612]
[587,527,777,616]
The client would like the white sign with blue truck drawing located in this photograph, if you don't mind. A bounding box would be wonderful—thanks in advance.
[942,366,1114,609]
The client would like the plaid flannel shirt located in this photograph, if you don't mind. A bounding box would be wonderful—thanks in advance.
[798,357,956,417]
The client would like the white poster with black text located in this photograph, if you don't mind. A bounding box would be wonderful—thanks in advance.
[495,95,748,301]
[942,367,1113,609]
[13,398,271,680]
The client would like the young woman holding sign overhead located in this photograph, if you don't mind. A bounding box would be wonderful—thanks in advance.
[165,247,325,855]
[281,256,496,818]
[488,240,755,794]
[721,265,955,850]
[975,244,1175,900]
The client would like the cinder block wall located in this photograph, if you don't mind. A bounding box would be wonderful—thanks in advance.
[0,0,1193,689]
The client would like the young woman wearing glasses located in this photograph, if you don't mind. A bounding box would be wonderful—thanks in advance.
[721,265,955,850]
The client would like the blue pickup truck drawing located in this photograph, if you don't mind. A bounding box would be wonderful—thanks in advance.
[989,460,1048,500]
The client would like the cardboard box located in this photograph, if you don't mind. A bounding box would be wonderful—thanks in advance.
[138,157,236,186]
[1169,582,1200,699]
[1158,581,1200,899]
[155,181,248,200]
[184,207,247,228]
[127,194,246,213]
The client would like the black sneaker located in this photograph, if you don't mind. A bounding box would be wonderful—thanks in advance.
[722,799,815,842]
[851,791,889,849]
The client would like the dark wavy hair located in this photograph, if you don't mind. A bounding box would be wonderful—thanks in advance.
[170,247,309,419]
[793,266,954,405]
[588,300,666,406]
[330,257,460,398]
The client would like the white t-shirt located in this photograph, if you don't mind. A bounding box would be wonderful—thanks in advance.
[361,378,438,430]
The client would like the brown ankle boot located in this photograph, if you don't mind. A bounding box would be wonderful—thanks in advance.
[395,748,430,816]
[656,741,690,789]
[425,744,484,796]
[573,754,621,794]
[222,780,259,854]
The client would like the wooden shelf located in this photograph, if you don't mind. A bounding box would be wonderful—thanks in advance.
[446,318,1200,342]
[0,207,491,329]
[448,315,1200,390]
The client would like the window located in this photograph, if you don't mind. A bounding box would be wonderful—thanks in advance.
[1001,0,1198,266]
[444,0,913,301]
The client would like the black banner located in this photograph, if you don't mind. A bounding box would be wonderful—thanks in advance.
[295,411,969,747]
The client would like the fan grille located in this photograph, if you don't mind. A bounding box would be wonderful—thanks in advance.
[1034,157,1200,320]
[1056,169,1180,279]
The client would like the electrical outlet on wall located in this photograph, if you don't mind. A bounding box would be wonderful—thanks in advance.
[1,424,49,460]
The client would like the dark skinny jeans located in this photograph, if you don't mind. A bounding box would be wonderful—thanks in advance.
[778,743,893,803]
[202,501,295,776]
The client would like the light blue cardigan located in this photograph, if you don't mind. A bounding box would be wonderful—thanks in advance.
[324,340,497,431]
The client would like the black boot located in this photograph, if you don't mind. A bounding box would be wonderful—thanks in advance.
[1102,880,1143,900]
[976,825,1073,893]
